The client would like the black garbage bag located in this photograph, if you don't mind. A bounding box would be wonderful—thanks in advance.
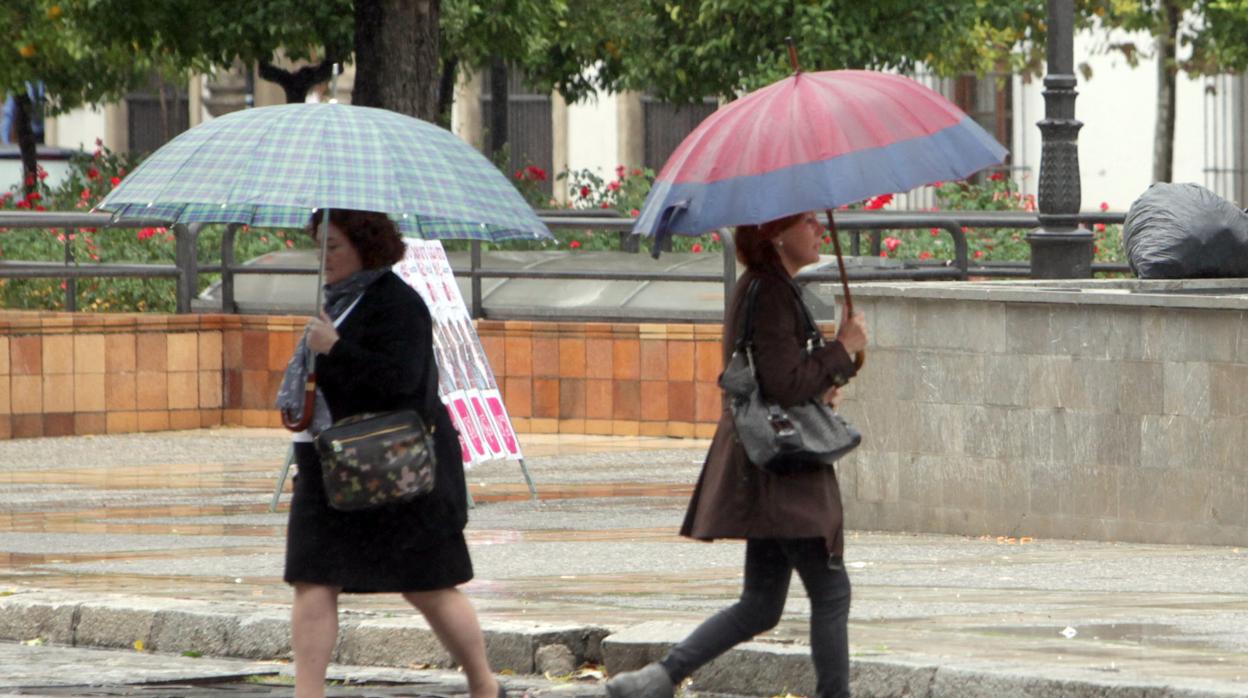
[1122,182,1248,278]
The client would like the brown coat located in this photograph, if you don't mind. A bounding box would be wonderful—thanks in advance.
[680,267,859,556]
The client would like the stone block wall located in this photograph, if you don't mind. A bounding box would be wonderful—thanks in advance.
[835,282,1248,546]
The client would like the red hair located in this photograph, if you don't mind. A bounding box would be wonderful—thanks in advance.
[732,212,805,270]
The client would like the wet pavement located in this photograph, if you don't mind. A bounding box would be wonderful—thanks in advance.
[1,429,1247,696]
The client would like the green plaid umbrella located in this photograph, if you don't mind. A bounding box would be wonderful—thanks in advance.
[97,102,551,242]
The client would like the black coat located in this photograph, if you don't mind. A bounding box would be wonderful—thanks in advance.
[315,271,469,537]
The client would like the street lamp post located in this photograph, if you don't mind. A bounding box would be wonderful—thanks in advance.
[1028,0,1093,278]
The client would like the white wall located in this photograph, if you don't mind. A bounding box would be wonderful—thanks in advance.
[1015,26,1211,212]
[47,106,108,152]
[566,91,618,181]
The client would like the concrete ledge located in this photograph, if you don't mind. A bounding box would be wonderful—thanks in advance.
[601,621,1247,698]
[5,591,1246,697]
[0,589,608,676]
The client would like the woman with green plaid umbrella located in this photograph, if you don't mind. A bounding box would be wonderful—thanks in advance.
[100,102,551,698]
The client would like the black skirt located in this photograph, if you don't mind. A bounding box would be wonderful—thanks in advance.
[283,442,473,593]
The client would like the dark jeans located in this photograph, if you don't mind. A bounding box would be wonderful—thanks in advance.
[659,538,852,698]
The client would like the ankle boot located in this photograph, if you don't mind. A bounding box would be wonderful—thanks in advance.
[605,662,675,698]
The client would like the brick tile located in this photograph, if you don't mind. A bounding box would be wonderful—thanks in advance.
[241,410,270,428]
[137,411,171,432]
[268,330,295,371]
[532,378,560,418]
[558,418,586,433]
[105,334,136,373]
[222,330,243,370]
[695,423,718,439]
[640,422,668,437]
[668,381,695,422]
[666,422,695,438]
[559,378,586,419]
[170,409,201,431]
[74,334,106,374]
[74,373,106,413]
[44,413,74,437]
[42,374,74,413]
[222,409,243,426]
[11,336,41,375]
[224,370,243,408]
[12,414,43,439]
[640,340,667,379]
[613,339,640,380]
[241,331,268,370]
[528,417,558,434]
[0,337,9,374]
[503,335,532,377]
[668,341,694,381]
[106,411,138,434]
[198,331,223,370]
[612,380,641,421]
[585,338,613,379]
[584,419,613,435]
[199,370,223,409]
[106,372,137,411]
[74,412,107,436]
[136,333,167,372]
[695,340,723,383]
[136,371,169,410]
[557,338,586,378]
[241,369,271,409]
[167,333,198,372]
[696,383,723,423]
[532,337,559,378]
[640,380,669,421]
[200,409,223,428]
[612,420,640,437]
[479,334,505,375]
[167,371,199,410]
[503,377,532,418]
[0,415,12,440]
[42,335,73,374]
[585,379,614,419]
[0,375,8,415]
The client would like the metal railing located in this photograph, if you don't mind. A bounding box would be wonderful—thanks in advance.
[0,210,1129,316]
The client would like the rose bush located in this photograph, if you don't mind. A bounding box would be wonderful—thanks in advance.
[0,140,311,312]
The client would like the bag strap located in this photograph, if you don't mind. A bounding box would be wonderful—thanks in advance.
[736,277,763,349]
[738,275,823,350]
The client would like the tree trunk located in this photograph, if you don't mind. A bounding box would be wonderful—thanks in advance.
[352,0,440,120]
[436,56,458,128]
[488,55,508,158]
[13,94,38,197]
[1153,1,1180,183]
[259,59,337,104]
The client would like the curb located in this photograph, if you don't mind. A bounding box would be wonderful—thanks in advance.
[0,589,609,677]
[3,590,1246,697]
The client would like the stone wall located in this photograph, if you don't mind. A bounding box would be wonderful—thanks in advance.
[834,279,1248,546]
[2,277,1243,547]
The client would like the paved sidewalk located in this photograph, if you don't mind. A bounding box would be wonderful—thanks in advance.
[1,428,1247,697]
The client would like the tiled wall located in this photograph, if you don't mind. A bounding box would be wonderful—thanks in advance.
[0,311,729,439]
[475,321,729,439]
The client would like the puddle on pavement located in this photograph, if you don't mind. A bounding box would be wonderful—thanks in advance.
[470,482,692,503]
[971,622,1190,645]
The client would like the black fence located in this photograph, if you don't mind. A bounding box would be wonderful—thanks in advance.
[0,210,1128,317]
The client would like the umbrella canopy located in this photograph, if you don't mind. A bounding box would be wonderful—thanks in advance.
[633,69,1008,245]
[98,102,551,242]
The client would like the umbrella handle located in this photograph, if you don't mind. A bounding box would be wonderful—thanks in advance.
[825,209,866,371]
[281,373,317,432]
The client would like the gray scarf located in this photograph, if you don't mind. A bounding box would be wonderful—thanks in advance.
[275,269,387,434]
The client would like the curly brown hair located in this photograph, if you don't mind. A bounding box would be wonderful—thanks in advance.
[733,212,805,270]
[308,209,406,269]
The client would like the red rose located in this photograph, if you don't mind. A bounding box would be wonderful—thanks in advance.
[1094,223,1106,233]
[579,185,591,199]
[919,251,932,260]
[884,237,901,252]
[110,176,121,186]
[569,240,581,249]
[691,243,703,253]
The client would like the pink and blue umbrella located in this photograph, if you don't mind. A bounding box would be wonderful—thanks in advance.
[633,69,1009,251]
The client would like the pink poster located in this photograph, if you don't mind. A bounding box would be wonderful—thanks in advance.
[393,240,525,467]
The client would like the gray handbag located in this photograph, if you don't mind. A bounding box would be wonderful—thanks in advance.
[719,278,862,473]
